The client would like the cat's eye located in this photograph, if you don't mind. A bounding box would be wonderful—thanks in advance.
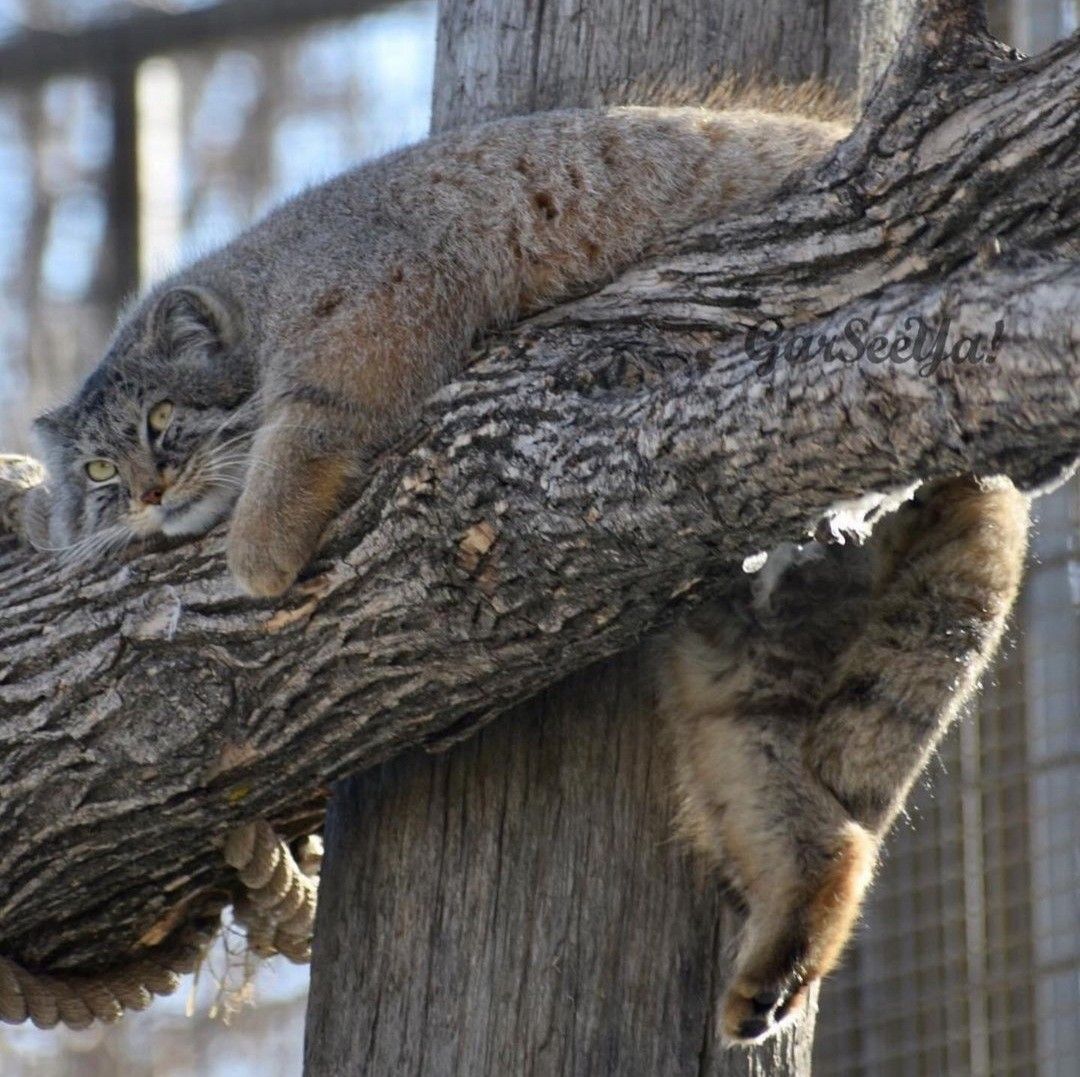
[85,460,118,482]
[148,400,174,434]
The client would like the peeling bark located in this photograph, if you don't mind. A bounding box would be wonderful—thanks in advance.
[1,0,1078,999]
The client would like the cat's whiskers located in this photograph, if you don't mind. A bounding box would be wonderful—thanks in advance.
[199,429,256,467]
[31,521,123,558]
[206,427,256,456]
[228,457,282,480]
[173,433,254,498]
[205,472,247,491]
[97,523,140,560]
[55,519,137,565]
[201,449,252,471]
[205,390,264,438]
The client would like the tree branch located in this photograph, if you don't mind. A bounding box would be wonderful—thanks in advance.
[0,0,398,90]
[1,16,1078,974]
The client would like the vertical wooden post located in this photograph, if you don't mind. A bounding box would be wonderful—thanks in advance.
[101,62,140,311]
[306,656,809,1074]
[306,2,912,1073]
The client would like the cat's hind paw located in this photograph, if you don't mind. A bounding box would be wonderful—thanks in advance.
[721,821,876,1046]
[721,971,810,1044]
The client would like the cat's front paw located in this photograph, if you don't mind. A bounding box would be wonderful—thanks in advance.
[224,424,351,598]
[227,503,315,598]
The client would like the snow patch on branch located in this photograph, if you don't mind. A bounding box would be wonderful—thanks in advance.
[817,482,921,545]
[742,482,921,611]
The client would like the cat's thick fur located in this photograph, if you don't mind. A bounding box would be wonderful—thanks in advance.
[665,475,1027,1040]
[32,101,1029,1044]
[35,104,847,592]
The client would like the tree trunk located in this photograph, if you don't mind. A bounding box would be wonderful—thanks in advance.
[305,1,920,1073]
[431,0,917,131]
[306,655,798,1075]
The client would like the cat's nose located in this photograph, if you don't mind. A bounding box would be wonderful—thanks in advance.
[140,487,165,505]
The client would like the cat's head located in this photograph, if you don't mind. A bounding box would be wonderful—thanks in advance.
[34,284,259,559]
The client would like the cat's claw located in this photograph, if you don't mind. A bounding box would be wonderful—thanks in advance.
[721,976,810,1044]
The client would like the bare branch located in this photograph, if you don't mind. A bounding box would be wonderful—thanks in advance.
[0,0,398,89]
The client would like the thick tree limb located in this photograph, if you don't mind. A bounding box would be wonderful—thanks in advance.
[1,7,1078,974]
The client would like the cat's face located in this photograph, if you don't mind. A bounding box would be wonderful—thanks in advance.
[34,285,258,559]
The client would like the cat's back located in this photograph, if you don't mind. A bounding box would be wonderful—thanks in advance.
[212,104,845,285]
[177,102,846,356]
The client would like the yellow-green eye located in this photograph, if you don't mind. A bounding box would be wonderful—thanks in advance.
[85,459,118,482]
[148,400,174,434]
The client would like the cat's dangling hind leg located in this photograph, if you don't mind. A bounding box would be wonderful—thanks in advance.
[663,619,877,1044]
[663,475,1027,1045]
[804,475,1029,835]
[731,475,1027,1038]
[718,811,875,1042]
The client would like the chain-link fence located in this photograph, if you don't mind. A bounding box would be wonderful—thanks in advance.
[815,6,1079,1074]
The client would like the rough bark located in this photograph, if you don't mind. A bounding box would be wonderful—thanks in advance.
[310,1,894,1069]
[300,255,1080,1072]
[306,655,815,1076]
[0,0,1075,1037]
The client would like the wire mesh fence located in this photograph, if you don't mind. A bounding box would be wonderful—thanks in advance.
[816,476,1080,1077]
[815,9,1079,1072]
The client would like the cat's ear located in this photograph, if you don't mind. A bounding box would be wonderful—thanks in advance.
[32,407,74,453]
[152,285,237,361]
[31,409,76,487]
